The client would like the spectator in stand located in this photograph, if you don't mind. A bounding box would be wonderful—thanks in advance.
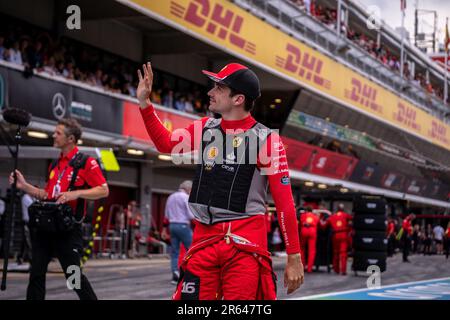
[358,34,367,49]
[324,8,336,29]
[315,5,325,21]
[346,145,359,159]
[403,62,410,80]
[340,21,347,36]
[123,81,136,97]
[122,64,133,84]
[380,50,388,64]
[193,97,204,114]
[308,135,323,147]
[86,72,96,86]
[393,57,400,71]
[413,73,421,87]
[326,140,342,153]
[52,45,66,65]
[9,41,22,65]
[435,87,444,99]
[388,56,395,70]
[347,28,357,41]
[304,0,311,14]
[151,88,162,105]
[2,47,11,62]
[174,95,186,112]
[29,40,44,69]
[367,40,376,58]
[74,66,86,82]
[433,223,445,255]
[93,68,103,87]
[64,61,75,79]
[310,0,316,15]
[0,35,5,59]
[107,77,121,94]
[185,94,194,113]
[425,81,434,95]
[162,89,175,109]
[55,60,66,77]
[42,56,57,75]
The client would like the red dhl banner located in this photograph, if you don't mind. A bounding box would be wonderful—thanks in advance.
[130,0,450,152]
[282,137,358,180]
[122,101,195,143]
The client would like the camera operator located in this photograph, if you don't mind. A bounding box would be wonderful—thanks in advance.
[9,118,109,300]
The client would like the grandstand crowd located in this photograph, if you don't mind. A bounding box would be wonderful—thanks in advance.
[0,14,211,117]
[289,0,446,103]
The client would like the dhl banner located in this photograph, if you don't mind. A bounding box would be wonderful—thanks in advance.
[282,136,358,180]
[128,0,450,151]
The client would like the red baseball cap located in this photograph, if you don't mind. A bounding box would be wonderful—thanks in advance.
[202,63,261,100]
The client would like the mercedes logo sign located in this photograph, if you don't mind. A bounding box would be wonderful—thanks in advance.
[52,93,67,119]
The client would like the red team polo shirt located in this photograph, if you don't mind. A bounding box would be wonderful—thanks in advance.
[387,221,395,236]
[45,147,106,214]
[327,211,352,233]
[402,218,413,236]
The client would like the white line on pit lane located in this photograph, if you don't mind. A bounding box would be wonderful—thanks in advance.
[288,277,450,300]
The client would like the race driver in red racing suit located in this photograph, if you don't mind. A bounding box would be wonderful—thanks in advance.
[136,62,304,299]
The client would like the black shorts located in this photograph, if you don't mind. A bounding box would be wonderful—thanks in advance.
[435,240,443,245]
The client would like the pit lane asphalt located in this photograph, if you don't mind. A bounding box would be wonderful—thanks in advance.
[1,253,448,300]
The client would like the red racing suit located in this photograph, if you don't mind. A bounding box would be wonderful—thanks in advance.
[299,212,319,273]
[326,211,352,275]
[140,105,300,300]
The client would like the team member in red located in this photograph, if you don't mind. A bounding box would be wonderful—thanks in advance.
[9,118,109,300]
[137,62,303,299]
[299,207,319,273]
[386,217,396,257]
[401,213,415,262]
[326,205,352,275]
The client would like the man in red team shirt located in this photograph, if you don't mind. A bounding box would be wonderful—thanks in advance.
[299,206,319,273]
[136,62,304,299]
[386,216,396,257]
[325,204,352,275]
[9,118,109,300]
[401,213,415,262]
